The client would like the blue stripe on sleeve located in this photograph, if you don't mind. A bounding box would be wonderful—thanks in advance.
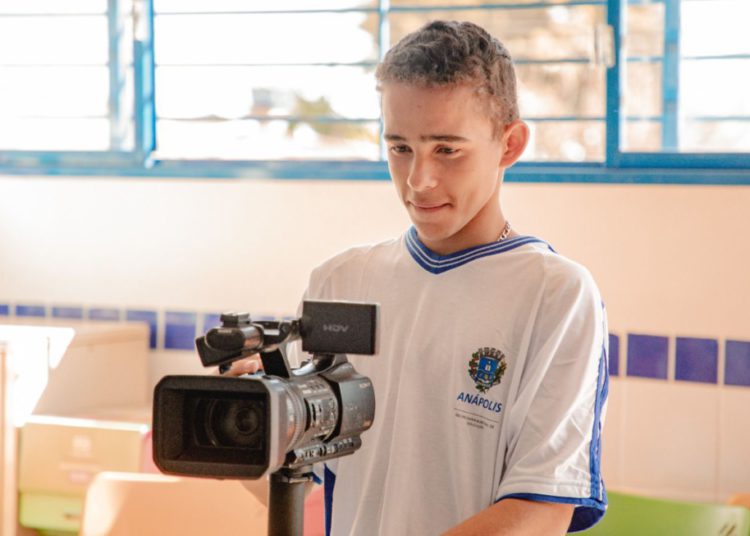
[589,325,609,504]
[497,493,607,532]
[324,464,336,536]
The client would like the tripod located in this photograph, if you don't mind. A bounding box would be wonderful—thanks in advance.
[268,466,315,536]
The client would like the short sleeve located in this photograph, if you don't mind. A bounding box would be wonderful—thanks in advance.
[495,261,609,532]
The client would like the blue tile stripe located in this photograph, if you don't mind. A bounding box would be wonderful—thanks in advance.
[52,306,84,319]
[675,337,718,384]
[627,334,669,379]
[609,333,620,376]
[1,300,749,389]
[15,304,47,317]
[88,307,122,321]
[726,340,750,387]
[125,309,159,350]
[164,311,197,351]
[202,313,223,331]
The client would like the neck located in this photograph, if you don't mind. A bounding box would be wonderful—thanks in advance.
[420,204,510,255]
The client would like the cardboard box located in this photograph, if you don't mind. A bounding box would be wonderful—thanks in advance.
[1,318,152,534]
[18,412,151,533]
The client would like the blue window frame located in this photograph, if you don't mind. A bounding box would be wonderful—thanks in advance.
[0,0,154,169]
[0,0,747,184]
[608,0,750,172]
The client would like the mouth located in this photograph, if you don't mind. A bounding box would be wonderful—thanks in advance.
[409,201,450,213]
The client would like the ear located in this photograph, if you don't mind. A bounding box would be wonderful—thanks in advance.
[498,120,530,168]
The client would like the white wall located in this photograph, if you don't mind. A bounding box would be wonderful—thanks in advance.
[1,174,749,503]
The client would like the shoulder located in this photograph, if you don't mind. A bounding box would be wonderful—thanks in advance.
[513,239,601,303]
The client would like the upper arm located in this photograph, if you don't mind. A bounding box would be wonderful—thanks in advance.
[443,497,574,536]
[496,262,609,531]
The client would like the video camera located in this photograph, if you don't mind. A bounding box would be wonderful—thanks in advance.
[152,300,378,480]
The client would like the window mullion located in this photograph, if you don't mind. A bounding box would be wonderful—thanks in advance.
[661,0,680,151]
[133,0,155,160]
[108,0,129,150]
[605,0,625,166]
[378,0,390,161]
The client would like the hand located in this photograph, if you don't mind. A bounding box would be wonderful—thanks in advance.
[221,355,263,376]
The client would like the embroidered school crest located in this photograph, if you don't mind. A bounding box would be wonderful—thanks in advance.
[468,347,507,393]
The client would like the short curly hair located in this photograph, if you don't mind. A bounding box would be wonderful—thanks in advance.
[375,20,519,129]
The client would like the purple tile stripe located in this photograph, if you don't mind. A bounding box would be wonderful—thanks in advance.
[15,304,47,317]
[88,308,122,321]
[627,334,669,379]
[675,337,718,384]
[726,340,750,387]
[609,333,620,376]
[126,309,158,349]
[52,306,84,319]
[165,311,197,350]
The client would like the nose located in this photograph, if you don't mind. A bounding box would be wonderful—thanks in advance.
[407,155,438,192]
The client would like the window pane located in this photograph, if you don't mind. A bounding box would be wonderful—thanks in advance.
[0,16,108,65]
[517,63,605,118]
[0,118,110,151]
[155,12,378,65]
[626,3,663,58]
[155,0,374,12]
[156,66,379,121]
[155,119,380,160]
[390,6,605,61]
[0,67,109,118]
[624,61,662,118]
[523,120,604,162]
[0,1,105,14]
[388,7,605,162]
[623,121,661,152]
[681,0,750,57]
[391,0,554,4]
[0,5,135,152]
[681,120,750,152]
[622,0,750,154]
[681,59,750,118]
[154,7,381,160]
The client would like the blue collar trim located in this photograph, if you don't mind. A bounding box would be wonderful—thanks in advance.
[405,226,552,274]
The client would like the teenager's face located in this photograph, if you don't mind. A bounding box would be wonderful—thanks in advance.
[382,82,513,255]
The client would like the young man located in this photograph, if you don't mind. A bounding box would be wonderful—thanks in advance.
[236,20,608,535]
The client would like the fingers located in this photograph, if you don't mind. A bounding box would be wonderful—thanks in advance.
[223,355,263,377]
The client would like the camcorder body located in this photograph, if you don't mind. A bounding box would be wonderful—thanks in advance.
[152,300,378,480]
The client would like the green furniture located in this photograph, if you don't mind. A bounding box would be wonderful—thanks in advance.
[584,491,750,535]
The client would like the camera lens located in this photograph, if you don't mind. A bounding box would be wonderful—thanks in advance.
[205,399,264,448]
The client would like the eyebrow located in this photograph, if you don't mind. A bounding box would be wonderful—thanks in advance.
[384,134,469,143]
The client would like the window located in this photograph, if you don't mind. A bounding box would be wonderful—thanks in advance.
[621,0,750,154]
[0,0,747,180]
[0,1,112,150]
[613,0,750,169]
[389,2,609,163]
[153,0,381,160]
[151,1,609,163]
[0,0,143,155]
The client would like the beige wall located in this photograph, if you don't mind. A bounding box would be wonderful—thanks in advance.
[1,174,749,503]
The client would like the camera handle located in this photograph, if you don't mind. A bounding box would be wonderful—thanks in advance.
[268,466,315,536]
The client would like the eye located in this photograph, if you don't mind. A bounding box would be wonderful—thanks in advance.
[389,144,411,154]
[436,146,459,155]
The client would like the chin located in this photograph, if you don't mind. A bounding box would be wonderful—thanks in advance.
[412,223,455,246]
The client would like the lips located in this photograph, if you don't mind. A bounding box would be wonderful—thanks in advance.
[409,201,450,212]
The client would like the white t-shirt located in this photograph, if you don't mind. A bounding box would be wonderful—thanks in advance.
[300,227,608,535]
